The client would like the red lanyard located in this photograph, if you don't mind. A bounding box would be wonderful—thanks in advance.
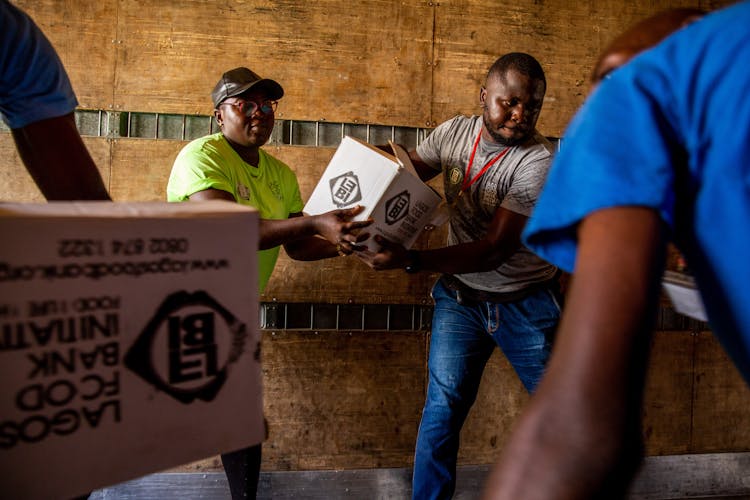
[461,129,510,192]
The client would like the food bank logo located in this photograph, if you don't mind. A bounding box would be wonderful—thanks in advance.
[329,171,362,207]
[385,190,410,225]
[124,291,248,404]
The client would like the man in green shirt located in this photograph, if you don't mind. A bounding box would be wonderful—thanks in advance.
[167,66,370,499]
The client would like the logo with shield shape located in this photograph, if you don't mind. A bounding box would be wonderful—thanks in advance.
[124,290,250,404]
[385,190,410,225]
[329,171,362,207]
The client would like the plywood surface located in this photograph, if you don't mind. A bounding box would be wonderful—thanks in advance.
[173,328,750,474]
[692,331,750,452]
[0,134,112,202]
[16,0,118,110]
[431,0,733,136]
[112,0,434,126]
[16,0,736,133]
[0,133,46,202]
[261,330,426,470]
[458,350,530,464]
[642,331,695,455]
[108,139,184,201]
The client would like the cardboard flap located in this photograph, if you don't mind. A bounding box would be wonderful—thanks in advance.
[388,140,419,178]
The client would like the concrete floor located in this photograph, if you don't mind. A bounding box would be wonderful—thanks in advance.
[87,453,750,500]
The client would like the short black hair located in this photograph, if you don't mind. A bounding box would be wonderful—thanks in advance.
[487,52,546,88]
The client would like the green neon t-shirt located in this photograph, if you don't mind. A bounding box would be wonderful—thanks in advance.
[167,132,304,292]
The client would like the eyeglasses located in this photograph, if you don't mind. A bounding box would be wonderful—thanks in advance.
[220,99,278,116]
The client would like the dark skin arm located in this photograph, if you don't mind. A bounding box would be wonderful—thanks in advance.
[357,205,527,274]
[358,148,526,273]
[189,188,371,260]
[483,206,667,500]
[11,113,111,200]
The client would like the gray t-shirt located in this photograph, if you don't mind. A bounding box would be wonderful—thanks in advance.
[417,115,557,293]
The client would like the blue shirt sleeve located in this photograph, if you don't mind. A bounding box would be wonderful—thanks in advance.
[0,0,78,128]
[522,48,683,273]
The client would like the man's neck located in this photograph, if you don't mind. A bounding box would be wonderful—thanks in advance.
[224,136,260,166]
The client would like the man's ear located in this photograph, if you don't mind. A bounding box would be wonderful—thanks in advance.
[213,108,223,127]
[479,86,487,107]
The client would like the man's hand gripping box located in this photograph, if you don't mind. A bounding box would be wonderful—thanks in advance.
[304,136,443,251]
[0,200,261,499]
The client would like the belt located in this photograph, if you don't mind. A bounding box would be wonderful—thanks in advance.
[440,273,558,304]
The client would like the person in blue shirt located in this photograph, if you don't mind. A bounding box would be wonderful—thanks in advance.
[1,0,109,200]
[484,3,750,498]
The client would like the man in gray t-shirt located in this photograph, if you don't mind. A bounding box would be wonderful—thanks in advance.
[355,53,561,500]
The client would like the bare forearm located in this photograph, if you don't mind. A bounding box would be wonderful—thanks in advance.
[284,236,343,261]
[259,216,321,250]
[189,190,370,255]
[413,205,524,274]
[415,239,518,274]
[188,190,321,250]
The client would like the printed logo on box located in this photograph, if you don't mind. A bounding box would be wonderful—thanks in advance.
[329,171,362,207]
[124,290,249,404]
[385,190,411,225]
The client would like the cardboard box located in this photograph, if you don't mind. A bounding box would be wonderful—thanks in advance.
[662,270,707,321]
[0,201,261,499]
[304,136,442,251]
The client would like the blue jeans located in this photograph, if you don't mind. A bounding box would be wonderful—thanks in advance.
[412,278,561,500]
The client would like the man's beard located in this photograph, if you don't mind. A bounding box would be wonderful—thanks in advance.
[483,114,528,147]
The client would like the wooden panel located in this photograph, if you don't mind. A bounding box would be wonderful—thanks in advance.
[0,133,46,202]
[108,139,184,201]
[692,331,750,452]
[170,328,750,474]
[261,330,426,469]
[458,351,529,464]
[432,0,733,137]
[265,251,439,304]
[112,0,434,126]
[15,0,118,110]
[0,134,112,201]
[642,331,695,455]
[16,0,735,132]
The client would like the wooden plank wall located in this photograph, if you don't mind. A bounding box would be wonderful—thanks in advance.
[4,0,749,475]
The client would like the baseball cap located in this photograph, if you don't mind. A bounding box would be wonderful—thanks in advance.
[211,67,284,108]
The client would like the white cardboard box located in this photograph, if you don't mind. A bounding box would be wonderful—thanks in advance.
[304,136,442,251]
[0,201,261,499]
[662,270,708,321]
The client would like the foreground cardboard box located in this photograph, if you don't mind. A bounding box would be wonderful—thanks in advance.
[304,136,442,251]
[0,201,261,499]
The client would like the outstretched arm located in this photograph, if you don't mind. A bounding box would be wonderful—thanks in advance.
[483,206,667,499]
[355,204,527,275]
[12,113,111,200]
[189,188,371,260]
